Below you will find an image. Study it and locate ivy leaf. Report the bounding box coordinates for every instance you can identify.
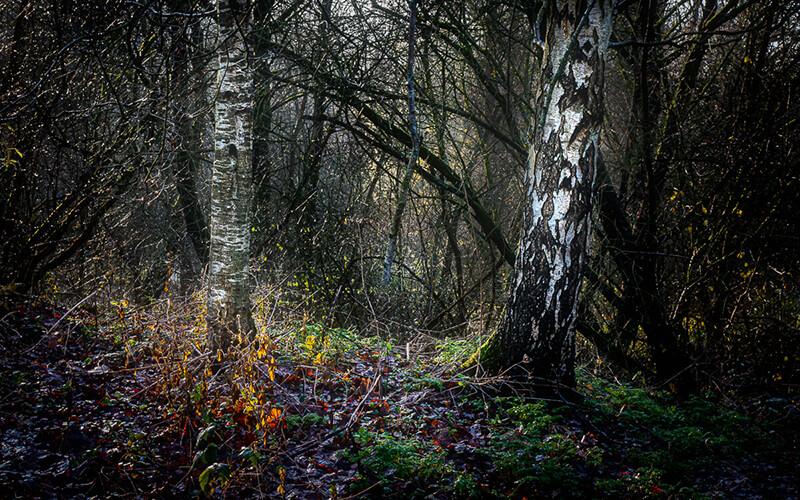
[196,424,218,447]
[199,463,231,497]
[203,443,219,465]
[235,446,260,466]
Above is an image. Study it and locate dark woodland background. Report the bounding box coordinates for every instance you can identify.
[1,0,799,497]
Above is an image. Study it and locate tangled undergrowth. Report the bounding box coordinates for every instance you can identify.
[0,293,798,498]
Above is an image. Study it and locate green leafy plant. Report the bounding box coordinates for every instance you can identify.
[485,399,603,497]
[342,428,452,494]
[286,412,326,431]
[199,462,232,497]
[581,373,765,495]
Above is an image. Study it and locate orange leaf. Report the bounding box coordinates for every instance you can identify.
[265,408,282,428]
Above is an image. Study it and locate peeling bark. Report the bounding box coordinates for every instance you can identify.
[486,0,613,392]
[207,0,256,353]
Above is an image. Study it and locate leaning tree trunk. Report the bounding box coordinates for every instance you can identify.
[484,0,613,392]
[207,0,256,354]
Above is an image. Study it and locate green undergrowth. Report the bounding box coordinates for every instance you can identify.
[332,337,788,498]
[580,374,775,498]
[1,298,794,498]
[341,429,453,496]
[483,399,603,497]
[338,376,781,497]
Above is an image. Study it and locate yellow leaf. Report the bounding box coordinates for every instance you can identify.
[278,467,287,496]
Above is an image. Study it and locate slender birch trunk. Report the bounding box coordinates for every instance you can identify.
[207,0,256,354]
[485,0,614,392]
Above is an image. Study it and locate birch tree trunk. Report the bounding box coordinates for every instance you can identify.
[207,0,256,354]
[484,0,613,392]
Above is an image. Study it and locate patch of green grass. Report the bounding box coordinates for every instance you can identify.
[280,322,386,365]
[434,336,482,365]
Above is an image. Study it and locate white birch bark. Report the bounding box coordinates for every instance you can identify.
[207,0,255,353]
[489,0,614,391]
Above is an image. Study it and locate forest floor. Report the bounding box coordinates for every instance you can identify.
[0,296,798,499]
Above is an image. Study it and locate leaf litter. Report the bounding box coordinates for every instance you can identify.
[0,297,798,498]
